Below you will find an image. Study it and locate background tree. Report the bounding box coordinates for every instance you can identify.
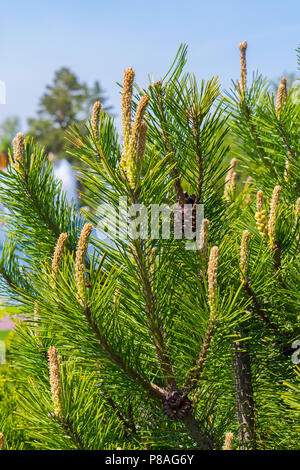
[28,67,112,159]
[0,43,298,451]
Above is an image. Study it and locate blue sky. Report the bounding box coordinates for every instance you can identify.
[1,0,299,132]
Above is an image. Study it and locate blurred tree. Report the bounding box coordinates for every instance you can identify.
[0,117,21,168]
[28,68,112,158]
[270,72,297,94]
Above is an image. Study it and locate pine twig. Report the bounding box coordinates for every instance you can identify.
[243,280,278,332]
[103,392,137,435]
[52,414,86,450]
[242,102,273,172]
[21,173,77,254]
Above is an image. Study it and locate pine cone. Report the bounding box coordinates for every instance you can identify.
[162,390,192,419]
[173,192,198,236]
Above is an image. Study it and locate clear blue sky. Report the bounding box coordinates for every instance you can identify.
[1,0,299,132]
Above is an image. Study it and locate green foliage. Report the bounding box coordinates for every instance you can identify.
[0,44,299,450]
[0,330,35,450]
[283,366,300,425]
[226,73,299,200]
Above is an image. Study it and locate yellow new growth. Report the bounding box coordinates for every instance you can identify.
[126,95,149,186]
[120,67,149,188]
[268,185,281,249]
[13,132,25,172]
[121,67,135,172]
[276,77,287,117]
[255,190,268,238]
[208,246,219,318]
[238,41,247,94]
[75,223,93,306]
[222,432,234,450]
[51,233,68,287]
[91,101,101,141]
[240,230,251,282]
[48,346,63,418]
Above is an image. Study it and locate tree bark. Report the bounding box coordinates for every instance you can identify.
[233,339,256,450]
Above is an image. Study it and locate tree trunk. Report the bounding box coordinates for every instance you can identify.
[233,339,256,449]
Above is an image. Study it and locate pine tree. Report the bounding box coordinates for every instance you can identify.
[28,68,111,160]
[0,42,299,450]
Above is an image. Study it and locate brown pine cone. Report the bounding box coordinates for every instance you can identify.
[162,390,192,419]
[173,192,198,236]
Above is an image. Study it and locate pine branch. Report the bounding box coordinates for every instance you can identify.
[132,240,177,390]
[0,264,17,291]
[52,414,86,450]
[103,392,137,435]
[151,84,185,205]
[185,319,215,392]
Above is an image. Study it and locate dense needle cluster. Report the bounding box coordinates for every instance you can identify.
[222,432,234,450]
[240,230,251,282]
[91,101,101,142]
